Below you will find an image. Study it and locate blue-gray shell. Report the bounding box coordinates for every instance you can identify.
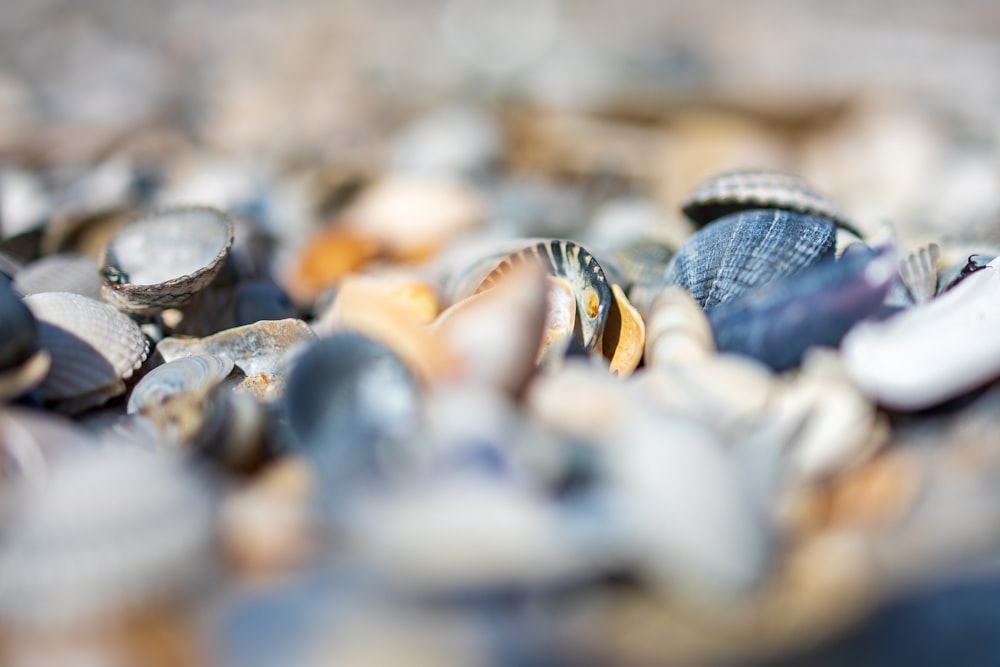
[663,209,837,309]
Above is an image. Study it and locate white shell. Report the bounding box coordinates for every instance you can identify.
[127,354,235,414]
[644,285,715,367]
[898,243,939,304]
[24,292,149,411]
[842,257,1000,409]
[0,448,214,629]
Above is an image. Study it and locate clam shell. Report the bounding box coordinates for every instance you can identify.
[157,318,314,401]
[601,284,645,378]
[663,208,837,309]
[707,246,898,371]
[898,243,940,304]
[100,206,234,315]
[12,253,104,300]
[127,354,235,414]
[25,292,149,412]
[842,256,1000,410]
[681,169,858,235]
[0,448,214,630]
[476,239,611,352]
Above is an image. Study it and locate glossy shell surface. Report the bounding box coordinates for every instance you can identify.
[25,292,149,410]
[476,239,611,351]
[127,354,235,414]
[100,206,234,314]
[663,209,837,309]
[681,169,857,233]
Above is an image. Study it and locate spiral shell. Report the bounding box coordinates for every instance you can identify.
[100,206,234,315]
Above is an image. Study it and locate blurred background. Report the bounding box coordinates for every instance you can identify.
[2,0,999,239]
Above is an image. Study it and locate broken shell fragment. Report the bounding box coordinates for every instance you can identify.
[157,318,314,401]
[100,206,234,315]
[898,242,940,304]
[601,284,645,377]
[25,292,149,413]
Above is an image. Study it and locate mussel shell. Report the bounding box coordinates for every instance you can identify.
[681,169,858,234]
[707,248,898,371]
[25,292,149,410]
[0,275,38,371]
[663,208,837,309]
[12,253,103,301]
[100,206,234,315]
[476,239,612,352]
[127,354,235,414]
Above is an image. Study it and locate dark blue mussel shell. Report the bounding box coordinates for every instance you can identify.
[707,246,897,371]
[663,208,837,309]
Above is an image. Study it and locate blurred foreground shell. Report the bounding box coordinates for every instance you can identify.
[0,448,214,631]
[100,206,234,315]
[25,292,149,413]
[681,169,857,234]
[664,209,837,309]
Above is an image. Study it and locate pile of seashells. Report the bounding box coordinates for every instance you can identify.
[4,153,1000,667]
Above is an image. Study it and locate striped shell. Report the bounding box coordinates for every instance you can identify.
[13,253,103,301]
[663,209,837,309]
[0,448,214,630]
[25,292,149,412]
[476,240,611,352]
[681,169,858,235]
[127,354,235,414]
[100,206,234,315]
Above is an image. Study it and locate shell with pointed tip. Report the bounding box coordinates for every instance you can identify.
[127,354,235,414]
[476,239,611,352]
[898,243,940,304]
[707,247,898,371]
[663,209,837,309]
[842,256,1000,410]
[0,447,214,630]
[25,292,149,412]
[13,253,103,301]
[681,169,858,234]
[100,206,234,315]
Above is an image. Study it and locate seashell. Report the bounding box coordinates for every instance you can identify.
[600,284,645,378]
[0,275,38,372]
[12,253,103,301]
[644,285,715,367]
[280,334,419,499]
[842,256,1000,410]
[0,407,96,487]
[344,177,483,261]
[127,354,235,414]
[283,226,381,305]
[432,263,547,393]
[476,239,611,352]
[100,206,234,315]
[25,292,149,413]
[157,318,314,402]
[898,243,940,304]
[707,246,898,371]
[939,253,993,294]
[537,275,576,366]
[681,168,859,235]
[0,447,215,630]
[609,237,675,316]
[663,208,837,309]
[314,276,451,383]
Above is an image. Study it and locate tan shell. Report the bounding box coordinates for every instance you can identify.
[644,285,715,367]
[601,284,645,378]
[100,206,234,315]
[25,292,149,413]
[157,319,315,401]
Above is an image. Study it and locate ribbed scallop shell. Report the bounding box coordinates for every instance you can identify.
[127,354,235,414]
[681,169,858,234]
[663,209,837,309]
[13,253,103,301]
[100,206,234,315]
[0,447,214,630]
[898,243,939,304]
[476,240,612,352]
[25,292,149,410]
